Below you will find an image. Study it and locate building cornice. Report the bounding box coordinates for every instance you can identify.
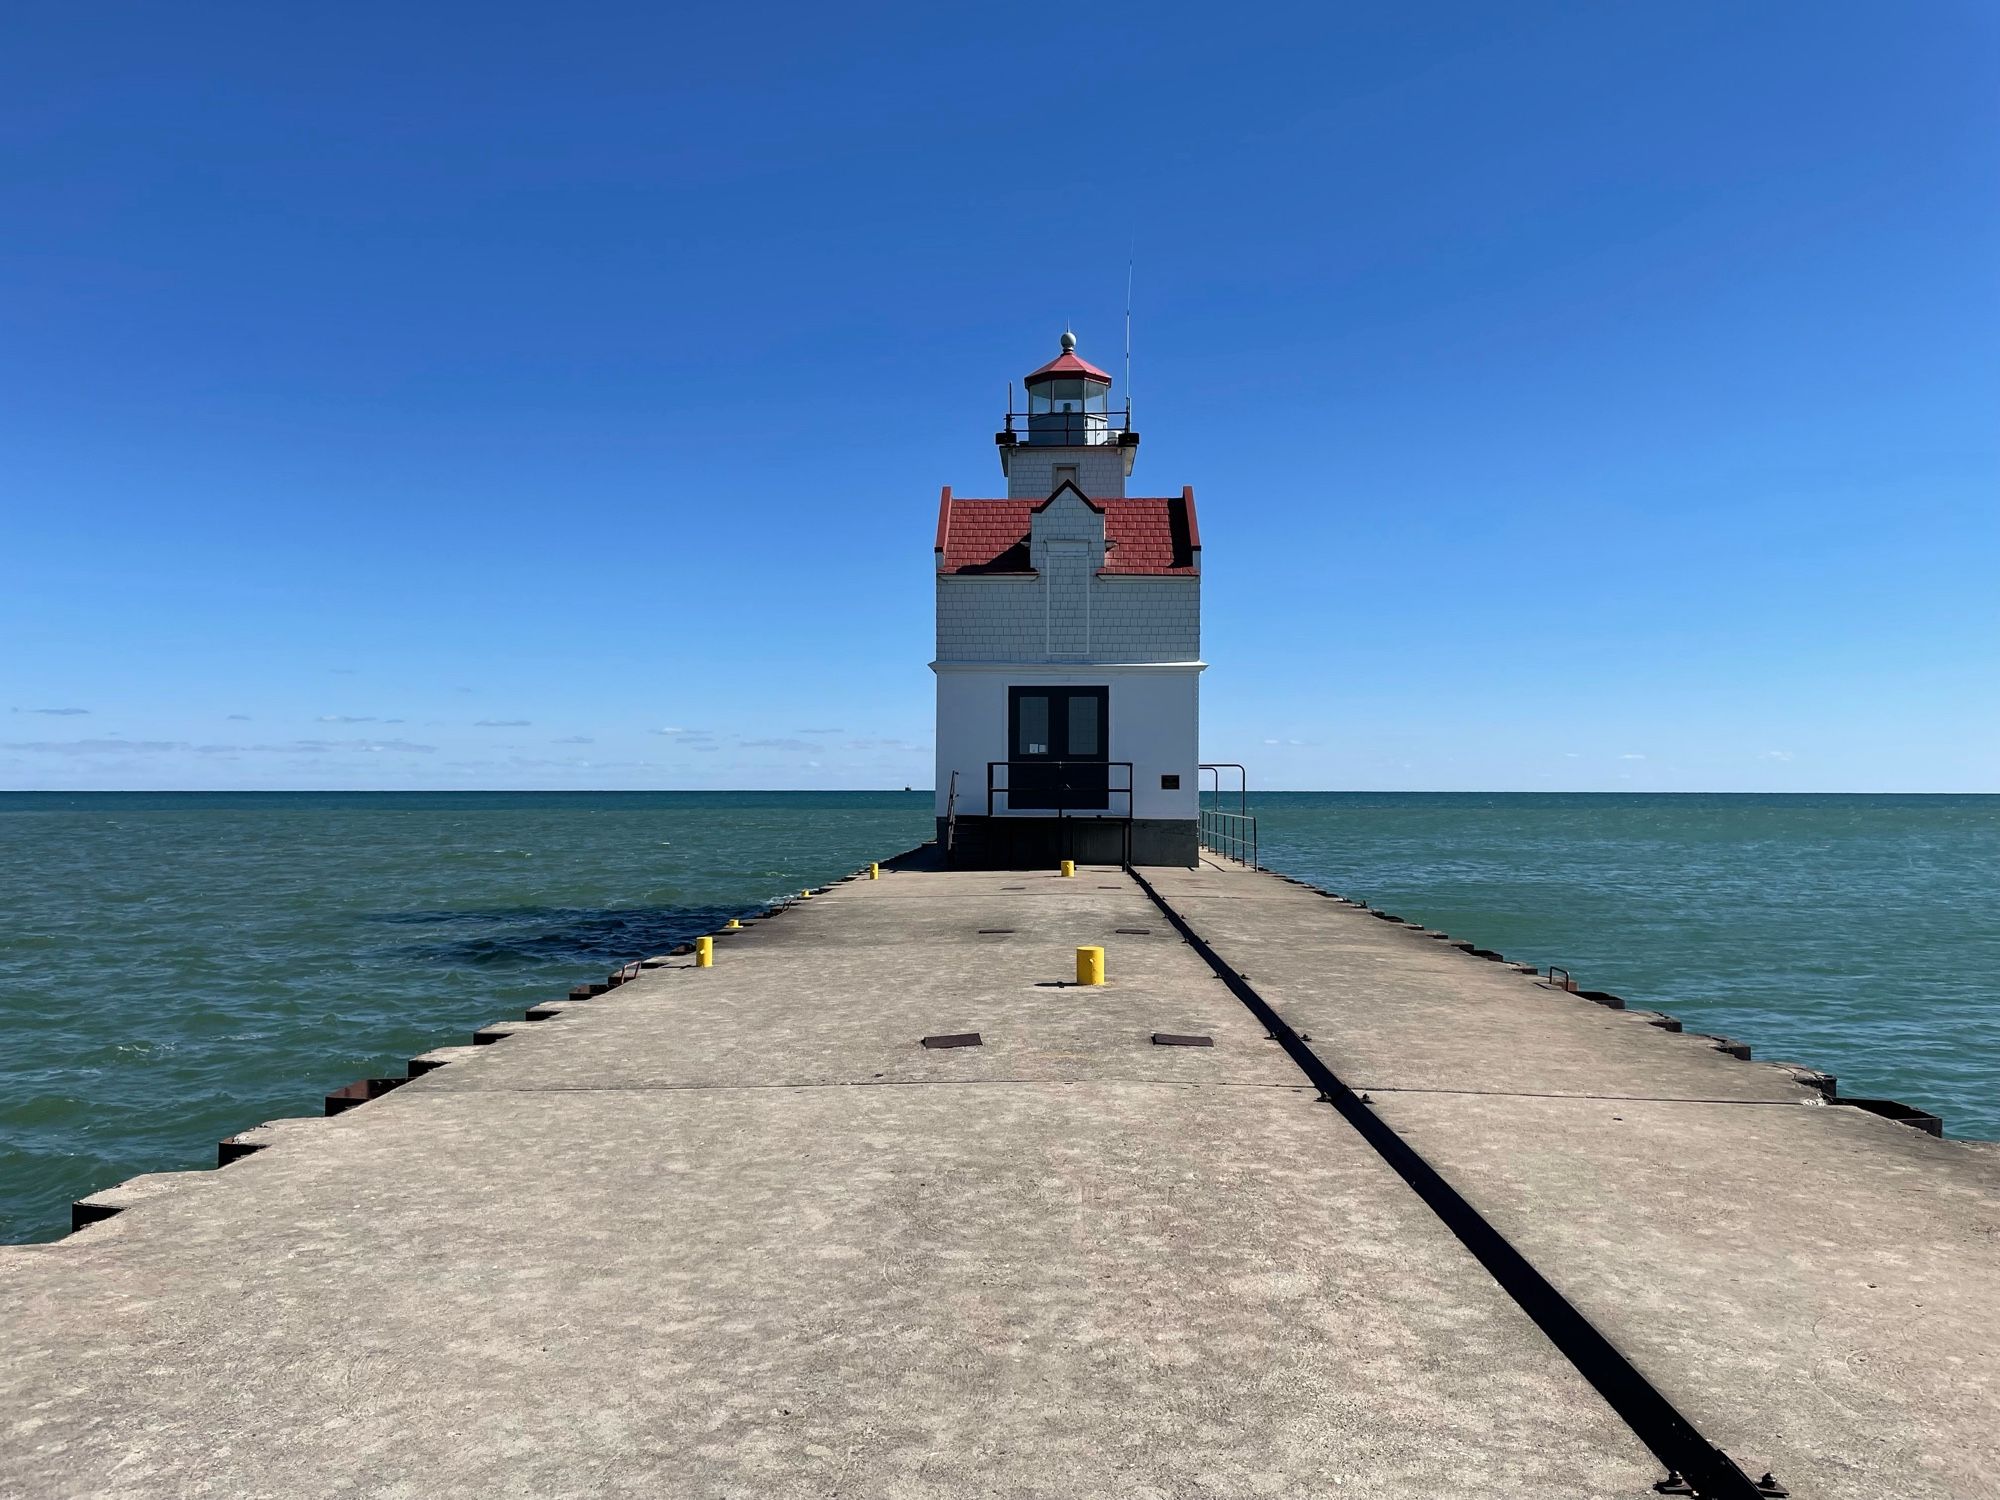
[930,660,1206,674]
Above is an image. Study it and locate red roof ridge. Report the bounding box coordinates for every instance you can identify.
[936,502,1184,516]
[934,485,952,555]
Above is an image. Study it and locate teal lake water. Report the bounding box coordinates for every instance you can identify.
[2,790,1995,1242]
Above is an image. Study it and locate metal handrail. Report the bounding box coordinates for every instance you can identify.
[987,760,1134,818]
[999,402,1135,440]
[1198,764,1255,866]
[1199,808,1258,869]
[1199,763,1249,817]
[944,770,959,859]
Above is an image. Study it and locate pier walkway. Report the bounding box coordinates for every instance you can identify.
[4,859,1997,1498]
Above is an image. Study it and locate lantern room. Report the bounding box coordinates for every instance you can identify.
[1024,331,1114,446]
[997,332,1141,496]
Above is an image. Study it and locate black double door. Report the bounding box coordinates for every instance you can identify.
[1007,686,1109,811]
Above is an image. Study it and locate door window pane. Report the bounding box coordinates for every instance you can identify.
[1016,695,1049,756]
[1067,694,1100,757]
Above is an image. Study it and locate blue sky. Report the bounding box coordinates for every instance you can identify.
[3,2,1994,792]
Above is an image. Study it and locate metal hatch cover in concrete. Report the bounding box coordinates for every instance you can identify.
[2,863,1996,1497]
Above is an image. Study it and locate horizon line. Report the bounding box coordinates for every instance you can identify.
[2,787,1994,798]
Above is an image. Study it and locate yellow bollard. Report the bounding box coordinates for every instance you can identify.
[724,918,741,930]
[695,936,713,968]
[869,862,880,880]
[1060,859,1075,878]
[1076,945,1105,986]
[800,889,812,900]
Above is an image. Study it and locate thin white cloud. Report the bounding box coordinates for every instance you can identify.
[1619,753,1647,761]
[238,738,437,755]
[3,738,181,754]
[1,736,437,756]
[283,738,437,755]
[1763,749,1795,762]
[318,714,378,724]
[474,719,531,727]
[552,735,595,745]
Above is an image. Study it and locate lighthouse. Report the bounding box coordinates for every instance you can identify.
[933,332,1202,867]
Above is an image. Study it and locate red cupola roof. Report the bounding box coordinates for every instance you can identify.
[1024,331,1112,386]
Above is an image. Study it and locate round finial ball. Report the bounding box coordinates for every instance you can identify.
[1060,330,1076,352]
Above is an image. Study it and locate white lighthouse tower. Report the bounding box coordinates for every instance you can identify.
[932,332,1202,867]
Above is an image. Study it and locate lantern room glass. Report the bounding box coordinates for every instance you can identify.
[1025,378,1111,445]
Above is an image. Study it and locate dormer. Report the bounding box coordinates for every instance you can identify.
[1028,480,1109,574]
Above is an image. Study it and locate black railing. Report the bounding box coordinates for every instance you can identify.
[996,404,1137,447]
[986,760,1134,818]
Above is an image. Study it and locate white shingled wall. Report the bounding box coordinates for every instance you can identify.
[1003,443,1130,499]
[936,575,1198,663]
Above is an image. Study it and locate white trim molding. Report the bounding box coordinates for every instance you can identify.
[932,660,1206,674]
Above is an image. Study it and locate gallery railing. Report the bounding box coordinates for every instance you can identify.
[996,403,1137,447]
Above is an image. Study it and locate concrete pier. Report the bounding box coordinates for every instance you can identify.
[4,858,1997,1497]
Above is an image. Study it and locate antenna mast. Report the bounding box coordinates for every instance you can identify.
[1124,257,1134,424]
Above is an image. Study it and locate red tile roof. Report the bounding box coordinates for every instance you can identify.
[936,487,1200,576]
